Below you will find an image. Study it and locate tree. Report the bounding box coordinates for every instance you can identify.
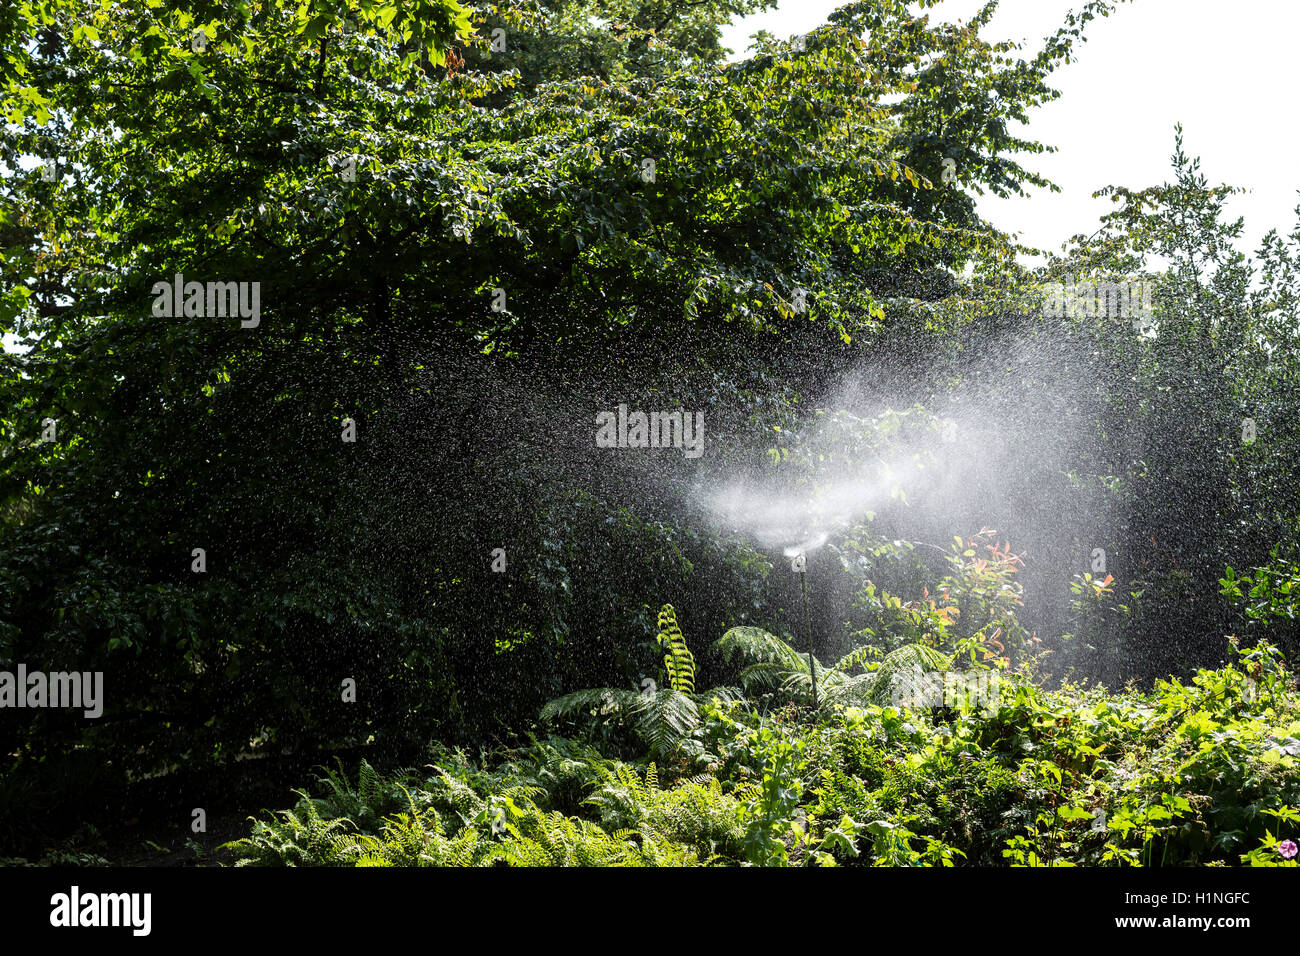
[0,0,1132,841]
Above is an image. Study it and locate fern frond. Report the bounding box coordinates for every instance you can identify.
[867,643,954,706]
[656,604,696,695]
[636,688,699,757]
[714,626,806,669]
[698,685,745,704]
[736,661,802,691]
[540,687,644,723]
[833,644,880,674]
[358,759,380,804]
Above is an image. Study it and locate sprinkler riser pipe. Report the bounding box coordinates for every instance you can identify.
[800,570,817,708]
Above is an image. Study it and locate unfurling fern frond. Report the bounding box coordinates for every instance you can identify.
[656,604,695,695]
[538,604,707,761]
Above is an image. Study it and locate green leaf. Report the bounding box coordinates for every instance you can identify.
[303,14,332,41]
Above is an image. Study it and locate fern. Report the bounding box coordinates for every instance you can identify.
[716,625,807,668]
[223,789,362,866]
[867,644,954,706]
[713,625,953,712]
[585,761,746,863]
[541,687,645,724]
[490,803,686,867]
[657,604,696,695]
[516,737,608,814]
[229,749,718,867]
[311,757,401,832]
[540,605,709,758]
[586,762,659,829]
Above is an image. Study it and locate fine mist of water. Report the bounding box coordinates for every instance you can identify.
[376,312,1133,656]
[686,315,1124,640]
[699,463,910,552]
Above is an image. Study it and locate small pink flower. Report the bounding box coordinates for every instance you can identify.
[1278,839,1298,860]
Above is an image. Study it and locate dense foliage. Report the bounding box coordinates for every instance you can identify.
[224,637,1300,866]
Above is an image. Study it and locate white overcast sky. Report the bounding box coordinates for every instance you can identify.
[722,0,1300,263]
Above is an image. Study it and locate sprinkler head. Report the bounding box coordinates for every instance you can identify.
[782,531,828,559]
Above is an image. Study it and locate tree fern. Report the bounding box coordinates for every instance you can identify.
[713,624,953,711]
[541,684,699,759]
[636,688,699,756]
[716,625,807,668]
[540,687,644,725]
[715,626,811,694]
[833,644,880,674]
[541,604,709,759]
[867,644,953,706]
